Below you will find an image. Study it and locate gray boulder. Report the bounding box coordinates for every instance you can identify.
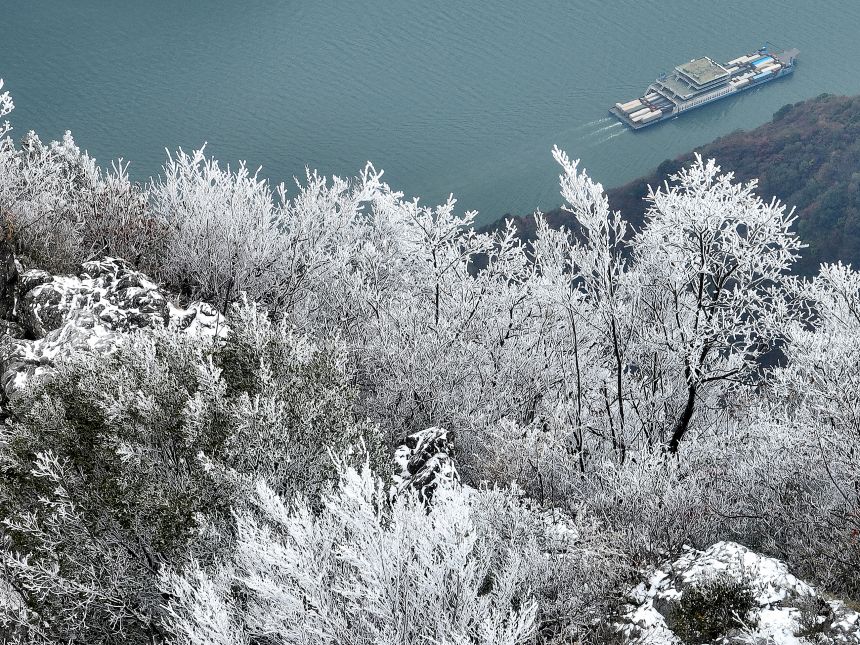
[18,257,170,338]
[1,257,226,398]
[393,426,459,503]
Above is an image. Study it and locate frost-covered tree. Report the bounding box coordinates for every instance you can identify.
[0,129,156,274]
[0,94,849,639]
[631,155,802,453]
[149,148,292,310]
[740,262,860,593]
[467,151,801,523]
[526,148,639,468]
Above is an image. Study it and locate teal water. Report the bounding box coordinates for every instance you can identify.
[4,1,858,224]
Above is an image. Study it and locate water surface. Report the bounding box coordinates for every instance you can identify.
[4,1,857,223]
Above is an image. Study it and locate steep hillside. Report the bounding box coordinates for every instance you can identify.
[492,94,860,276]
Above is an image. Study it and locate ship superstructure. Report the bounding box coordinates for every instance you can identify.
[610,45,799,129]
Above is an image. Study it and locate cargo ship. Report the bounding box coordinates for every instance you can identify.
[610,45,799,129]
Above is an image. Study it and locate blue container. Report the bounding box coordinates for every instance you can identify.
[750,56,773,66]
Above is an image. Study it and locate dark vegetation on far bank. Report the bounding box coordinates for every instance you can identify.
[487,93,860,276]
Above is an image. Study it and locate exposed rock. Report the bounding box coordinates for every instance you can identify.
[17,268,52,298]
[617,541,860,644]
[1,257,227,398]
[18,257,170,338]
[393,426,459,503]
[167,301,225,336]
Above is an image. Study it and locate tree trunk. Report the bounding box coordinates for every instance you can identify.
[668,383,696,454]
[0,235,17,321]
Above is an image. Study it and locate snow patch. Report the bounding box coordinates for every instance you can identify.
[616,541,860,644]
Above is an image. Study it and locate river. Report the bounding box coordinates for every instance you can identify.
[4,0,857,224]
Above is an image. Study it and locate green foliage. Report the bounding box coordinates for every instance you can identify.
[0,300,381,644]
[215,298,386,501]
[667,575,757,644]
[0,329,226,643]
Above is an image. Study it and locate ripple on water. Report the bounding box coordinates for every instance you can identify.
[2,0,859,221]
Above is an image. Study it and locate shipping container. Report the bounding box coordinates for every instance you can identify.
[752,56,774,67]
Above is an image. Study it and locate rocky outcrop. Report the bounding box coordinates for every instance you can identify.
[393,426,460,503]
[618,541,860,644]
[0,257,225,398]
[17,257,172,337]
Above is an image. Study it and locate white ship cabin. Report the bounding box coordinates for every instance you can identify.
[655,57,731,101]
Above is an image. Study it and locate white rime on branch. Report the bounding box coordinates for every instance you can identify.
[0,78,13,140]
[0,78,858,642]
[161,460,538,645]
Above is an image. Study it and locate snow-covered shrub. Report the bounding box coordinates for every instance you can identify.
[0,327,228,643]
[577,449,727,563]
[149,148,290,309]
[215,297,385,502]
[707,263,860,596]
[472,417,584,509]
[161,460,538,645]
[470,487,632,643]
[792,594,837,639]
[0,130,157,274]
[0,299,377,643]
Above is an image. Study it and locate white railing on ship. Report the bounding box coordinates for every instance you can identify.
[679,86,736,111]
